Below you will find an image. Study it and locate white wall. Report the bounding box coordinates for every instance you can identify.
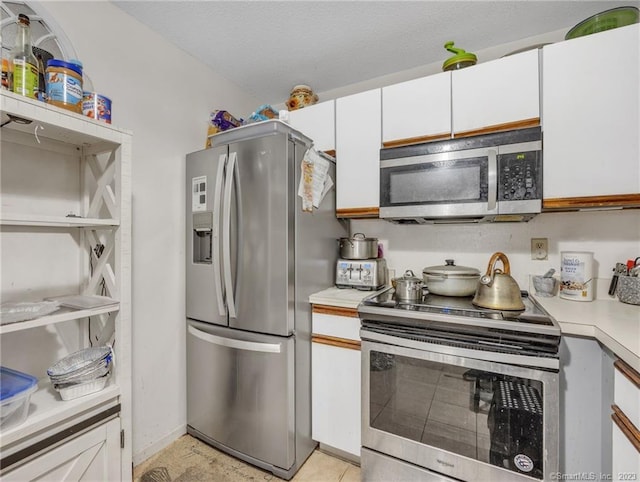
[35,1,260,464]
[353,209,640,299]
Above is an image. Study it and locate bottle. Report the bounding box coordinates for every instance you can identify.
[9,14,39,99]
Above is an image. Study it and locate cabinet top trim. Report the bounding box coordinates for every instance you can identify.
[615,358,640,389]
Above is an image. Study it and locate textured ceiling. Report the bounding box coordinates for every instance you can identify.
[111,1,637,104]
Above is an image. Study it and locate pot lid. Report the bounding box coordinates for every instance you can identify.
[423,259,480,278]
[341,232,378,242]
[442,41,477,71]
[397,269,422,282]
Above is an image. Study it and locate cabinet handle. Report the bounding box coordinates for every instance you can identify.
[487,149,497,212]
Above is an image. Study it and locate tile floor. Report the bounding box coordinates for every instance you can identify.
[134,435,360,482]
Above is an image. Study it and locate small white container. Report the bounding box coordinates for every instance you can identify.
[560,251,594,301]
[55,375,109,401]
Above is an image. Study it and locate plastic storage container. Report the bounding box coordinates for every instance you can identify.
[1,366,38,429]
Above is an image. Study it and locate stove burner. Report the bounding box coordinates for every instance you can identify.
[363,288,555,326]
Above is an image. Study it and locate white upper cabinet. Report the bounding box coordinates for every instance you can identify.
[288,100,335,153]
[335,88,381,217]
[382,72,452,147]
[452,49,540,136]
[542,24,640,206]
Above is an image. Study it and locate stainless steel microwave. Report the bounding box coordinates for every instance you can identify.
[379,127,542,223]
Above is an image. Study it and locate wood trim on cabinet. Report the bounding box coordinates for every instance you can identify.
[543,194,640,211]
[336,207,379,219]
[614,359,640,389]
[312,304,359,318]
[612,404,640,452]
[312,334,361,351]
[453,118,540,139]
[382,132,452,149]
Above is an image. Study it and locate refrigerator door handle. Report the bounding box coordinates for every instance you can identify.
[223,151,238,319]
[213,154,227,317]
[188,324,282,353]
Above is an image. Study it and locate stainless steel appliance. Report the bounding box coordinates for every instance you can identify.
[379,127,542,223]
[335,257,387,290]
[186,120,347,480]
[358,288,560,481]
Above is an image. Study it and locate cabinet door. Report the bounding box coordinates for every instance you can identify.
[611,418,640,480]
[312,341,361,456]
[288,100,335,153]
[335,88,381,217]
[3,418,121,481]
[452,49,540,136]
[542,25,640,202]
[382,72,451,147]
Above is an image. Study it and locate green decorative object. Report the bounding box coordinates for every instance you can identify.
[566,6,639,40]
[442,41,477,72]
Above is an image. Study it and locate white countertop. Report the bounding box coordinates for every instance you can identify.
[309,286,386,309]
[309,286,640,372]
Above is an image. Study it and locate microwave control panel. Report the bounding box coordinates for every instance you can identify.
[498,150,542,201]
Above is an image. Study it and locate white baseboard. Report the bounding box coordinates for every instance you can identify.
[133,424,186,466]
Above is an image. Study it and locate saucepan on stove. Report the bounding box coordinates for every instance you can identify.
[422,259,480,297]
[338,233,378,259]
[393,270,424,302]
[472,252,525,310]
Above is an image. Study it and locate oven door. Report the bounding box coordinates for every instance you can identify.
[379,147,498,220]
[361,337,558,482]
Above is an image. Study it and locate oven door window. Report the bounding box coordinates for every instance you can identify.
[380,157,488,207]
[369,351,544,479]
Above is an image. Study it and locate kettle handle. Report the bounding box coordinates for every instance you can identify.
[484,252,511,276]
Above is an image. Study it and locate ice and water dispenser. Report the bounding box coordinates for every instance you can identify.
[192,211,213,264]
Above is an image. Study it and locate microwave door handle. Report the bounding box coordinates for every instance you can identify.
[487,149,497,212]
[213,154,227,317]
[223,151,238,319]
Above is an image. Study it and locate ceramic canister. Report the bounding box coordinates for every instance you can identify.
[560,251,594,301]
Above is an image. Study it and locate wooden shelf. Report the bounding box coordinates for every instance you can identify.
[1,213,119,228]
[1,304,120,334]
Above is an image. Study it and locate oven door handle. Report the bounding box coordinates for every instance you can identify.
[487,149,497,212]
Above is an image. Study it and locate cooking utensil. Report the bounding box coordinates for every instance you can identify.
[422,259,480,297]
[394,270,424,302]
[472,252,525,310]
[565,6,639,40]
[338,233,378,260]
[609,262,628,296]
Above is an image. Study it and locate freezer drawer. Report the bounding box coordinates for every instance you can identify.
[186,320,295,471]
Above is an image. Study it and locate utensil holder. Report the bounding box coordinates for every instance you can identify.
[617,276,640,305]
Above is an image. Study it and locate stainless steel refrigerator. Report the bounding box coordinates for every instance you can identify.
[186,120,346,480]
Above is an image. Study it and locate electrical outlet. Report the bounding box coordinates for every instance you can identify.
[531,238,548,260]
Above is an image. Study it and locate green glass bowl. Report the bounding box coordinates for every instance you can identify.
[565,6,639,40]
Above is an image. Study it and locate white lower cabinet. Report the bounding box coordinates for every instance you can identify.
[612,359,640,480]
[311,306,361,458]
[612,422,640,481]
[3,418,121,481]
